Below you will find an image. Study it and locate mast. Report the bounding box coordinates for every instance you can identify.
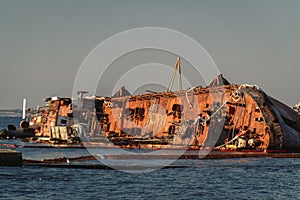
[166,57,182,92]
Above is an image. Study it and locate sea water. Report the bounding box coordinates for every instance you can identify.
[0,157,299,199]
[0,116,22,130]
[0,117,299,199]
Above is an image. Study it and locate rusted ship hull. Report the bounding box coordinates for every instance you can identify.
[19,74,300,152]
[80,83,299,151]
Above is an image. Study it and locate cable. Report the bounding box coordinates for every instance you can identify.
[185,87,196,109]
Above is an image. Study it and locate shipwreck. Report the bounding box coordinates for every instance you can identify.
[10,58,300,151]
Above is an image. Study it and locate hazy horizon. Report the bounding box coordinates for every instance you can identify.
[1,0,300,109]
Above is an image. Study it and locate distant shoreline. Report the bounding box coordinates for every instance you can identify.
[0,109,22,117]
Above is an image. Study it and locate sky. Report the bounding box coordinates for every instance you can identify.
[0,0,300,109]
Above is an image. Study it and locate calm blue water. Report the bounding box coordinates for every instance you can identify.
[0,116,22,130]
[0,118,299,199]
[0,158,299,199]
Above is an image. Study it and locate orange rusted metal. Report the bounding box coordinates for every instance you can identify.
[26,74,300,151]
[29,97,73,139]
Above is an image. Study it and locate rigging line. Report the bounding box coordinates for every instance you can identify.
[203,94,232,124]
[215,130,249,149]
[199,87,242,125]
[178,57,182,90]
[185,87,196,109]
[167,57,181,92]
[231,94,245,143]
[215,135,239,149]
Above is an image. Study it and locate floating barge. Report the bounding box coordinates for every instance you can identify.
[5,58,300,154]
